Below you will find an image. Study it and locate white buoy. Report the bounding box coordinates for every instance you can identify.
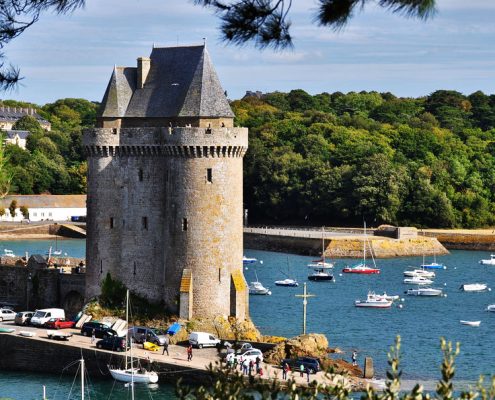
[260,260,263,264]
[443,266,447,270]
[454,267,456,270]
[401,298,405,302]
[339,273,343,277]
[398,304,403,309]
[245,267,248,270]
[444,283,447,286]
[489,288,492,292]
[444,294,448,298]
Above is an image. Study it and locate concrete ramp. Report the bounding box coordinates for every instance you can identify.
[58,224,86,238]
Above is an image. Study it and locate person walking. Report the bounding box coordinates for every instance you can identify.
[91,328,96,344]
[248,360,253,376]
[352,350,357,366]
[255,356,261,374]
[162,336,169,356]
[282,362,289,380]
[187,344,193,361]
[242,359,248,375]
[299,363,305,378]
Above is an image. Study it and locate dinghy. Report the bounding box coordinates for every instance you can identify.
[460,320,481,327]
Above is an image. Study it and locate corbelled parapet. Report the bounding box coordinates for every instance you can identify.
[83,127,248,157]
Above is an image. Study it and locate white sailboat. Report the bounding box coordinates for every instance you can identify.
[109,290,158,384]
[249,270,272,295]
[275,257,299,287]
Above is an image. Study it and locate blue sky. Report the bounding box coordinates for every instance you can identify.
[2,0,495,105]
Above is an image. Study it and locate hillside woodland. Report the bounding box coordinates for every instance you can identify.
[2,89,495,228]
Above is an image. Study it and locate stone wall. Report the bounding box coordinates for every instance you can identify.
[84,126,249,319]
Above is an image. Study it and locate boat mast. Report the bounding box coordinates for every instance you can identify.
[322,227,325,265]
[363,222,366,266]
[81,357,85,400]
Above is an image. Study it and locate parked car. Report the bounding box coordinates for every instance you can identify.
[128,326,168,345]
[0,308,16,322]
[96,336,129,352]
[188,331,221,349]
[30,308,65,327]
[225,348,263,364]
[15,311,34,326]
[281,357,321,374]
[81,322,116,338]
[44,317,75,329]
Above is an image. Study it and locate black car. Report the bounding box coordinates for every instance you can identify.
[281,357,321,374]
[81,322,117,338]
[96,336,129,352]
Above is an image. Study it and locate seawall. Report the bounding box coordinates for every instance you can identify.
[0,334,212,385]
[244,231,448,258]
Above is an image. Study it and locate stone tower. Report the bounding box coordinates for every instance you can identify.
[83,45,248,320]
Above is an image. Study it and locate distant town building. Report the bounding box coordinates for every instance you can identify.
[0,195,86,222]
[3,130,30,149]
[243,90,264,99]
[0,106,51,131]
[84,44,249,321]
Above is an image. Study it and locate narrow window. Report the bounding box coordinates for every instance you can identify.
[110,217,114,229]
[138,169,143,182]
[206,168,212,183]
[122,219,125,228]
[182,218,188,231]
[142,217,148,230]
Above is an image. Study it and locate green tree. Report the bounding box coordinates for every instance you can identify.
[0,134,13,197]
[8,199,17,220]
[12,115,44,135]
[19,205,29,219]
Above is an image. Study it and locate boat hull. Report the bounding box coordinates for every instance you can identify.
[421,263,445,270]
[355,301,392,308]
[274,281,299,287]
[460,284,487,292]
[109,368,159,383]
[406,289,442,296]
[308,275,334,281]
[343,268,380,274]
[460,320,481,327]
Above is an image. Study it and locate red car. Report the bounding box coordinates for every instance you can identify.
[45,317,75,329]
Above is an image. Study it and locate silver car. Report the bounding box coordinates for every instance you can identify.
[0,308,17,322]
[15,311,34,325]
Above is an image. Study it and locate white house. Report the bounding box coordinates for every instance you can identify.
[0,195,86,222]
[4,130,30,149]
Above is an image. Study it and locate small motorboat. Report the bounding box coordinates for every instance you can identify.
[274,278,299,287]
[243,256,257,265]
[460,283,488,292]
[249,281,272,295]
[460,320,481,327]
[307,260,334,268]
[403,269,435,278]
[342,263,380,274]
[355,292,393,308]
[403,276,434,285]
[372,292,400,301]
[486,304,495,312]
[0,328,15,333]
[3,249,15,258]
[479,254,495,265]
[405,287,443,296]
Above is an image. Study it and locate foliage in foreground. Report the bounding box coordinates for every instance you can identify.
[176,336,495,400]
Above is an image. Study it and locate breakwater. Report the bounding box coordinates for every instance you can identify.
[244,227,448,258]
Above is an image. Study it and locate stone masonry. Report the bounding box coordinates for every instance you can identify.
[83,44,249,320]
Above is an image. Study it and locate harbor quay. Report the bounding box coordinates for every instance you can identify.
[0,323,371,391]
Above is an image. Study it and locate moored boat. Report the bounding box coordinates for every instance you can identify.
[403,269,435,278]
[460,320,481,327]
[372,292,400,301]
[243,256,257,265]
[405,287,443,296]
[274,278,299,287]
[19,330,35,337]
[355,292,393,308]
[3,249,15,258]
[486,304,495,312]
[460,283,488,292]
[479,254,495,265]
[308,265,334,281]
[403,276,434,285]
[0,328,15,333]
[343,263,380,274]
[249,280,272,295]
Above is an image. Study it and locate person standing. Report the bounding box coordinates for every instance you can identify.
[248,360,253,376]
[187,344,193,361]
[255,356,261,374]
[306,366,310,383]
[300,363,305,378]
[91,328,96,344]
[282,362,289,380]
[162,336,169,356]
[352,350,357,366]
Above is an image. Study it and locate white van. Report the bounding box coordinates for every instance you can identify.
[30,308,65,327]
[188,331,221,349]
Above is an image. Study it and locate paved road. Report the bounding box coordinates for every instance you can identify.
[0,321,369,390]
[244,227,367,239]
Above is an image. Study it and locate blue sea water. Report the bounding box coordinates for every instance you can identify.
[1,240,495,398]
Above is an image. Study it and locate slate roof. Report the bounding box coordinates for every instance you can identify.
[99,45,234,119]
[5,130,30,140]
[0,107,50,125]
[0,195,86,209]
